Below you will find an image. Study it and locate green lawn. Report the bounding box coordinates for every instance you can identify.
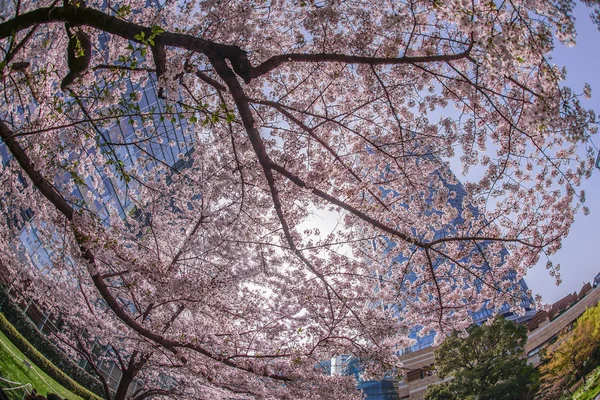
[0,329,82,400]
[572,366,600,400]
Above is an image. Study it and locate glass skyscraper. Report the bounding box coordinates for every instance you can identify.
[0,61,196,394]
[325,170,533,400]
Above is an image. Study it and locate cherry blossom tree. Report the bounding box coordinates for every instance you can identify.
[0,0,598,398]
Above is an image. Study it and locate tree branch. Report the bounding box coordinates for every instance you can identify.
[250,41,474,79]
[0,119,292,383]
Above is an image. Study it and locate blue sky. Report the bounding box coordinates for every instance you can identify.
[524,4,600,304]
[306,5,600,306]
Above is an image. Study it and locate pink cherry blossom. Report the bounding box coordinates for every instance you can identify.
[0,1,598,399]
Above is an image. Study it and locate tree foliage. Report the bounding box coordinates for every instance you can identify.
[0,0,598,398]
[425,317,539,400]
[539,303,600,400]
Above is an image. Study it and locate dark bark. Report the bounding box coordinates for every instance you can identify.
[113,370,135,400]
[61,24,92,90]
[0,119,292,383]
[250,45,474,79]
[0,6,472,83]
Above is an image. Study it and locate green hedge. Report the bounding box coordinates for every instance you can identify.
[0,312,102,400]
[0,284,104,398]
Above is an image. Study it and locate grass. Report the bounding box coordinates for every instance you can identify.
[0,313,102,400]
[0,328,83,400]
[572,366,600,400]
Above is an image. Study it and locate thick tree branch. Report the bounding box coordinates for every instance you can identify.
[0,7,473,84]
[209,52,382,345]
[0,119,292,383]
[0,121,74,218]
[131,388,178,400]
[0,6,251,79]
[250,41,474,79]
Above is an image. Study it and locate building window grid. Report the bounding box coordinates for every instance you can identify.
[1,75,195,395]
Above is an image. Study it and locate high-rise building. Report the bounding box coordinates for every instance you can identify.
[324,170,534,400]
[0,7,535,400]
[0,61,195,394]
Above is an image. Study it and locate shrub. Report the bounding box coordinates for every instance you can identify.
[0,284,104,398]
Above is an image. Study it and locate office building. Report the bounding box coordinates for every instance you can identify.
[326,171,534,400]
[0,62,195,393]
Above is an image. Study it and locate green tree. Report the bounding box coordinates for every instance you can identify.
[424,317,539,400]
[539,303,600,400]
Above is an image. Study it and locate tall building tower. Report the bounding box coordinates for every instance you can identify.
[397,174,533,355]
[326,170,534,400]
[0,64,196,396]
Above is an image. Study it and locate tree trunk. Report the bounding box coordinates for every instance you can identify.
[113,371,134,400]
